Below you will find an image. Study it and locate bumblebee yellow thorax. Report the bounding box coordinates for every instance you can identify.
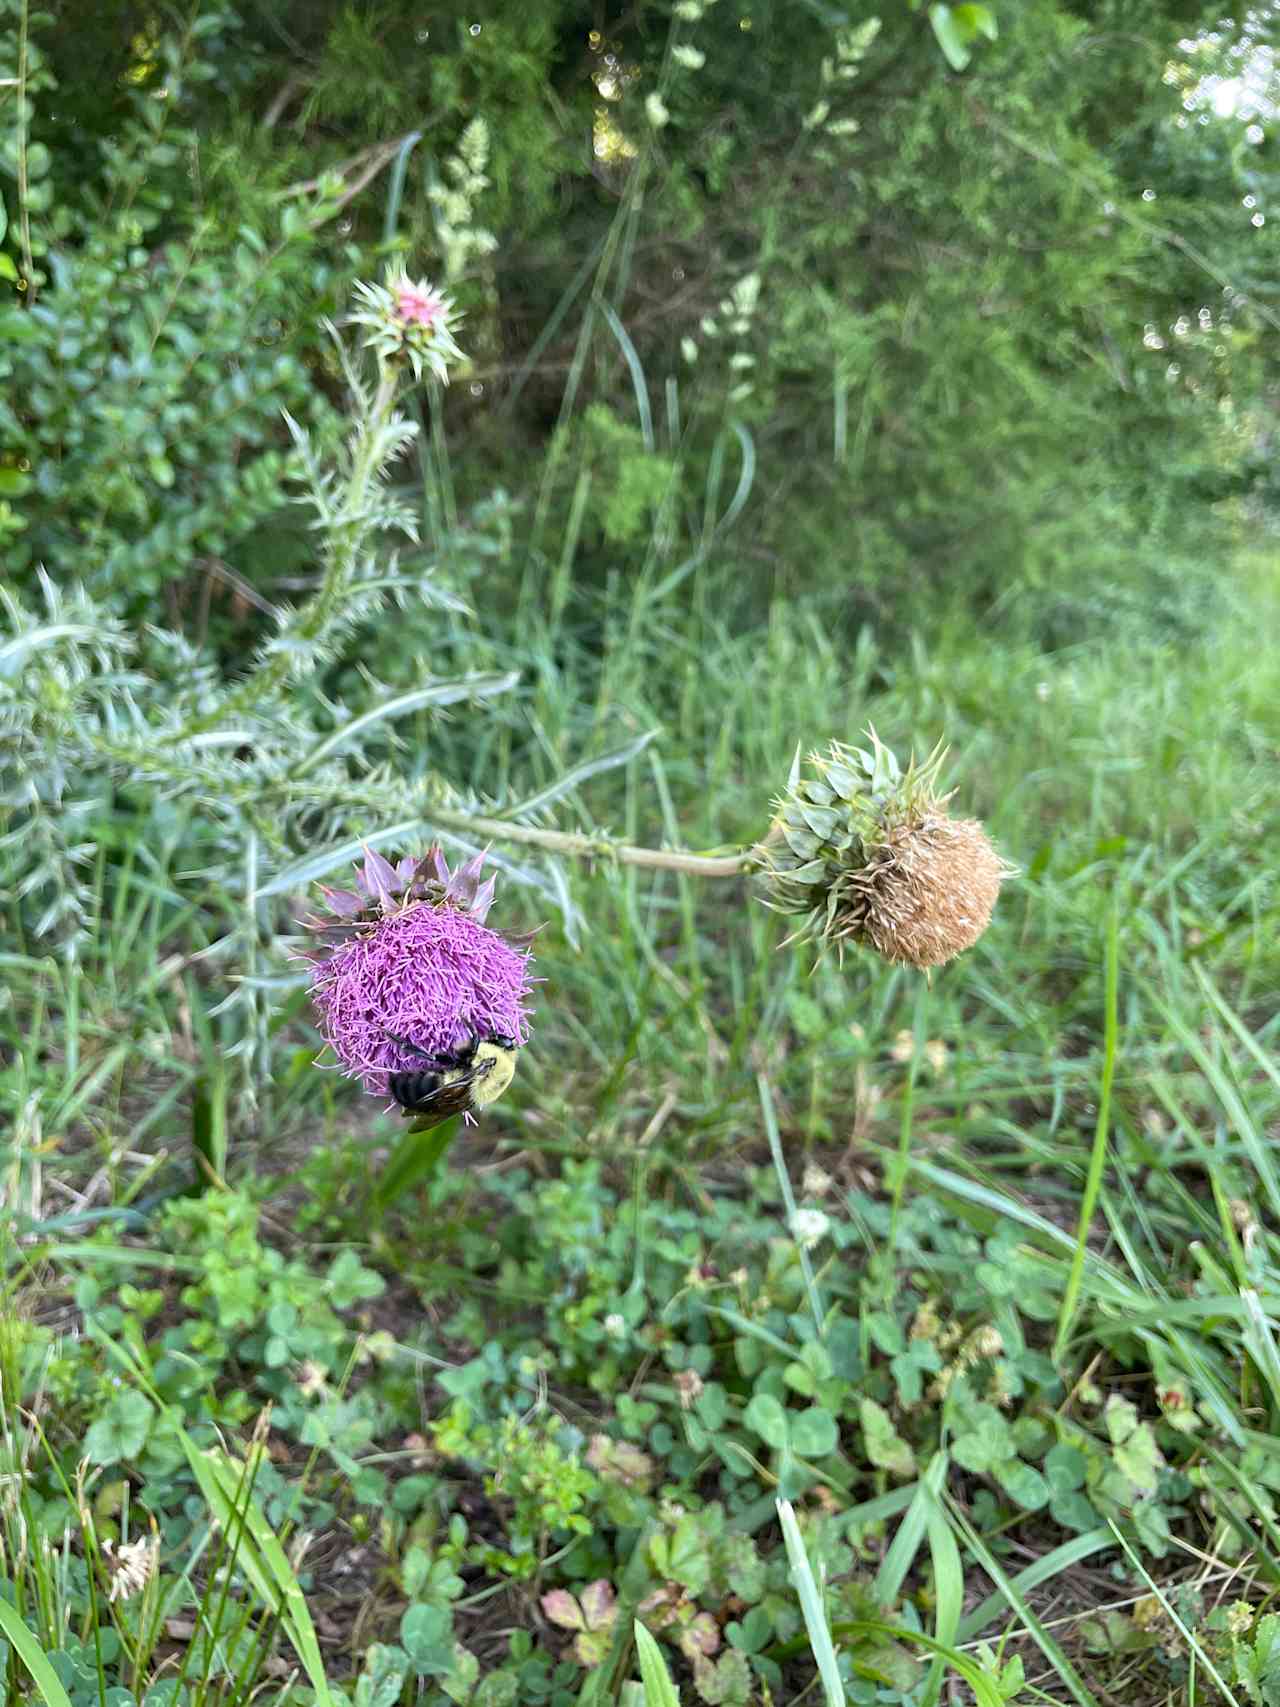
[471,1039,518,1108]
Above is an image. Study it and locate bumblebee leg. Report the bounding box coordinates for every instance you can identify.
[383,1030,458,1067]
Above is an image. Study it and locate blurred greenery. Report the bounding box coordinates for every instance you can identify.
[3,1,1280,1703]
[6,0,1277,634]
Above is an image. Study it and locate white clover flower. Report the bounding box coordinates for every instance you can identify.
[802,1164,834,1199]
[790,1208,831,1249]
[924,1038,950,1076]
[673,1369,704,1408]
[103,1536,157,1603]
[604,1312,627,1338]
[296,1360,330,1399]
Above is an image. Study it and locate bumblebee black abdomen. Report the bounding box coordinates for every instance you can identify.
[387,1069,443,1112]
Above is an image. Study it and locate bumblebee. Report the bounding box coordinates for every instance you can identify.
[383,1029,519,1127]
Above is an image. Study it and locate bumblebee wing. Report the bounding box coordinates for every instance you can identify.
[399,1068,483,1127]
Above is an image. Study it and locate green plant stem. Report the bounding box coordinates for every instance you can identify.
[423,803,751,879]
[184,364,400,737]
[758,1074,825,1338]
[886,982,927,1278]
[15,0,36,300]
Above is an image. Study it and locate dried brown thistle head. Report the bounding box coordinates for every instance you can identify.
[753,729,1013,969]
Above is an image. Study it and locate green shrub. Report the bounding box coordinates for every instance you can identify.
[0,1,349,616]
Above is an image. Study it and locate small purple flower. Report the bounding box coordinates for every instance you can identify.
[303,845,534,1100]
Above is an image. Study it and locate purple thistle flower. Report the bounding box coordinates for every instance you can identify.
[303,845,535,1101]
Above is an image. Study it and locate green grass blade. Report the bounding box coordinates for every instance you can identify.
[826,1621,1006,1706]
[922,1496,963,1707]
[1053,904,1119,1364]
[633,1620,681,1707]
[1203,1444,1280,1579]
[1153,990,1280,1224]
[1241,1287,1280,1415]
[905,1161,1082,1253]
[711,420,756,535]
[0,1598,74,1707]
[600,301,655,451]
[179,1441,334,1704]
[777,1498,845,1707]
[874,1459,938,1606]
[757,1073,824,1337]
[957,1528,1113,1640]
[381,130,423,244]
[946,1501,1101,1707]
[1194,962,1280,1093]
[82,1332,336,1703]
[499,232,608,418]
[1107,1521,1241,1705]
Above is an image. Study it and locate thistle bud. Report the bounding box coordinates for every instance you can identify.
[348,269,465,384]
[753,729,1012,968]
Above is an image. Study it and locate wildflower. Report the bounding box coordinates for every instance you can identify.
[295,1360,330,1399]
[968,1324,1004,1359]
[302,845,535,1107]
[801,1163,834,1198]
[394,279,446,328]
[790,1207,830,1248]
[349,269,465,384]
[1226,1602,1255,1637]
[102,1535,157,1603]
[673,1368,704,1409]
[754,729,1013,968]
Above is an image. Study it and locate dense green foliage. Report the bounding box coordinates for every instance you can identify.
[5,0,1278,632]
[3,0,1280,1703]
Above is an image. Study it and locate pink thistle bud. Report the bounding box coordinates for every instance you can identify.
[394,281,446,328]
[349,271,464,384]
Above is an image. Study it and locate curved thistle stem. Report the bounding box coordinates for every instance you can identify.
[423,805,753,879]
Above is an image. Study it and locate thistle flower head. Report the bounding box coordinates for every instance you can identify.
[349,269,465,383]
[754,729,1012,969]
[303,845,534,1099]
